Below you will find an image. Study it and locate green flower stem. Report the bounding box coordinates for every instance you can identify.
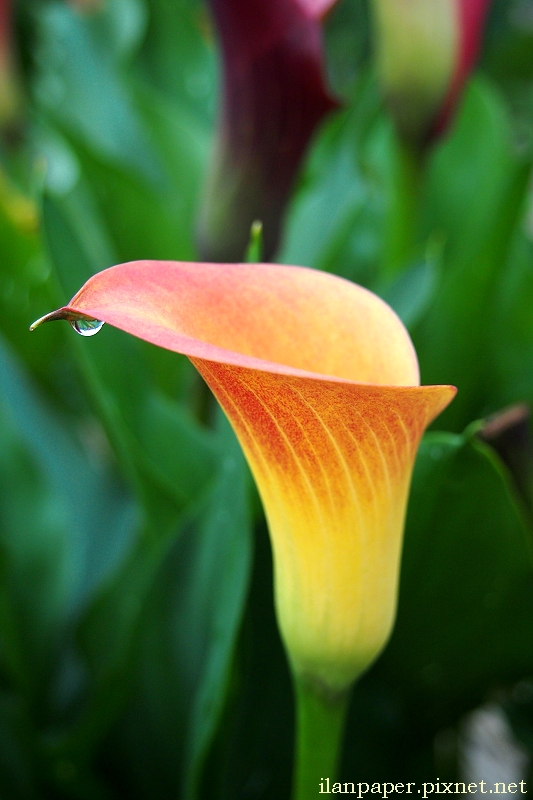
[383,133,424,281]
[292,676,350,800]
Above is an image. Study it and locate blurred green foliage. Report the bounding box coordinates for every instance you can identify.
[1,0,533,797]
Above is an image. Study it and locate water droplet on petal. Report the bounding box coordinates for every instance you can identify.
[70,317,105,337]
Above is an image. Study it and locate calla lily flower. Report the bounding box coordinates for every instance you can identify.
[0,0,23,141]
[373,0,492,144]
[197,0,339,263]
[32,261,455,694]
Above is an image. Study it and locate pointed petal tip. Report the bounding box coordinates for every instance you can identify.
[29,307,97,331]
[432,383,458,423]
[29,308,67,331]
[431,381,458,409]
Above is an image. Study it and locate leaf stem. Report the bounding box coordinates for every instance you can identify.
[292,676,350,800]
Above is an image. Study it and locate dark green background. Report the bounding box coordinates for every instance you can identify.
[1,0,533,796]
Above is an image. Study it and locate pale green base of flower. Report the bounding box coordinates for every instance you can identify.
[292,676,350,800]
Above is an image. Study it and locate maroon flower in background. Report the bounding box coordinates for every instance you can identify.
[0,0,23,143]
[0,0,12,72]
[197,0,339,263]
[433,0,492,137]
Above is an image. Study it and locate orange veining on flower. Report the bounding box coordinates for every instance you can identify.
[32,260,455,692]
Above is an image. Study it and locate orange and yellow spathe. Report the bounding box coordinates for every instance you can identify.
[32,261,455,693]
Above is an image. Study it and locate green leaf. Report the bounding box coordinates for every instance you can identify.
[380,249,441,330]
[138,0,216,124]
[412,78,532,430]
[0,693,39,800]
[97,413,253,800]
[0,328,139,796]
[34,0,162,185]
[482,0,533,156]
[198,519,295,800]
[489,234,533,409]
[280,110,367,277]
[41,190,218,523]
[0,333,137,630]
[0,188,57,386]
[180,413,253,799]
[389,432,533,707]
[136,392,219,507]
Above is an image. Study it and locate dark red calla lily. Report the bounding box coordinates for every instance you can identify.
[0,0,22,137]
[433,0,492,136]
[197,0,339,263]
